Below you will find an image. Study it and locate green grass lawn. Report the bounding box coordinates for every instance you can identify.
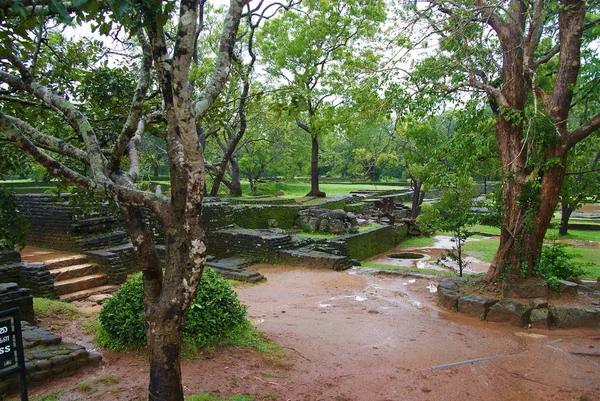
[397,235,438,249]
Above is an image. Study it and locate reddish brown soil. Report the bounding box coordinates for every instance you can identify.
[17,265,600,401]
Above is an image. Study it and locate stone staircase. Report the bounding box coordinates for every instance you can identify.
[72,215,130,251]
[44,254,118,302]
[205,256,265,282]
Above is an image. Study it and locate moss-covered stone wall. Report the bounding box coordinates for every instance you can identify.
[14,194,79,252]
[338,224,409,261]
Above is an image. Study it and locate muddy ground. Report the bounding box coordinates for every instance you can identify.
[18,264,600,401]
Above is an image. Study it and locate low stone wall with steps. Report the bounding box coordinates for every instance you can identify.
[0,251,56,300]
[276,249,354,271]
[87,243,138,285]
[0,322,102,397]
[208,228,294,259]
[40,254,117,303]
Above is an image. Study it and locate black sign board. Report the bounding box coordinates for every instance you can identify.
[0,308,28,400]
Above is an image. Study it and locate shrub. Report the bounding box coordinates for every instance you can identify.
[97,268,247,351]
[534,242,586,291]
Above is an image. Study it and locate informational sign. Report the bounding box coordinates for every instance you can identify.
[0,313,18,376]
[0,308,28,400]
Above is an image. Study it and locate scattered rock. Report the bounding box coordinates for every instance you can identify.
[296,208,358,235]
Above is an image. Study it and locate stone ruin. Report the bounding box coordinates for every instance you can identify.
[296,208,359,234]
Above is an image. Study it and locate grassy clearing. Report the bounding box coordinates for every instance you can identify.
[33,298,82,319]
[462,238,499,263]
[546,228,600,242]
[397,235,438,249]
[469,224,501,235]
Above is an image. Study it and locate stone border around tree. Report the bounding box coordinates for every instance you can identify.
[437,277,600,329]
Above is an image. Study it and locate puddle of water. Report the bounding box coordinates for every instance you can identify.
[354,295,367,301]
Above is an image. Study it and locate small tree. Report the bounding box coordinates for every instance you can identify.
[417,180,478,277]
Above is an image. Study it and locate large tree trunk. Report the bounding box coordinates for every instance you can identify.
[486,146,567,281]
[120,206,192,401]
[306,135,326,197]
[147,318,184,401]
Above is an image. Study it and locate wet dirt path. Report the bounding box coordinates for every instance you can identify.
[24,265,600,401]
[233,266,600,401]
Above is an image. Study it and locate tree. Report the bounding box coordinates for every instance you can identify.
[0,1,245,400]
[394,107,496,220]
[258,0,386,196]
[559,146,600,235]
[417,178,478,277]
[407,0,600,282]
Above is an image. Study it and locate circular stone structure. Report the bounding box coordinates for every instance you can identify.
[387,252,426,260]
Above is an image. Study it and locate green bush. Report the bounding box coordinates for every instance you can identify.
[97,268,247,350]
[534,242,586,291]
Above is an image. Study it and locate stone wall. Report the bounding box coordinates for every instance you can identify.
[87,244,138,285]
[15,194,78,252]
[0,283,35,324]
[208,228,293,259]
[0,251,56,299]
[0,322,102,397]
[337,224,409,261]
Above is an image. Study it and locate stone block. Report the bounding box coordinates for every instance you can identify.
[486,299,531,327]
[529,308,549,329]
[457,295,498,319]
[529,298,549,309]
[557,280,578,295]
[438,288,460,310]
[503,278,549,299]
[438,279,458,292]
[550,306,600,329]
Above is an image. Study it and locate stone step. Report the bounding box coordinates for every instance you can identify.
[49,263,99,281]
[77,230,129,251]
[277,249,354,271]
[212,268,265,283]
[54,274,108,295]
[59,285,119,302]
[44,255,89,269]
[71,216,123,235]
